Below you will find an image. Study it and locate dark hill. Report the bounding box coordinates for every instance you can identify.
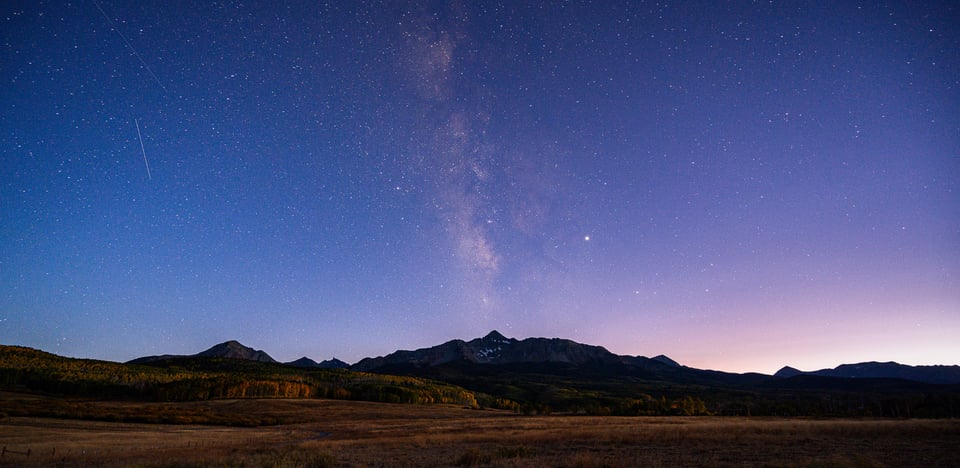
[197,340,276,363]
[775,362,960,384]
[353,330,622,371]
[318,358,350,369]
[128,340,276,364]
[652,355,681,367]
[286,357,350,369]
[354,331,762,387]
[286,357,321,368]
[774,366,803,378]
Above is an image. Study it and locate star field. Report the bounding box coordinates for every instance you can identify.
[1,1,958,373]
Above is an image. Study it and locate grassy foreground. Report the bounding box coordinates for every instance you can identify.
[1,393,958,467]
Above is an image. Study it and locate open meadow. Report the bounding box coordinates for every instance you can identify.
[1,393,958,467]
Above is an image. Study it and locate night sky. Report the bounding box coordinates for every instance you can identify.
[2,1,958,374]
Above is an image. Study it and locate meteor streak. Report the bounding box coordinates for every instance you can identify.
[92,0,167,93]
[135,119,152,180]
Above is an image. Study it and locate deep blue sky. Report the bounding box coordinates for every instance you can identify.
[2,1,957,373]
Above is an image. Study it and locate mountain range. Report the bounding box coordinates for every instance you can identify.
[130,331,960,385]
[5,331,958,417]
[353,330,621,370]
[128,340,349,369]
[774,362,960,385]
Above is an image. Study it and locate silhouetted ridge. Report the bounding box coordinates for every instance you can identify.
[774,366,803,378]
[652,355,681,367]
[128,340,276,364]
[197,340,277,363]
[775,361,960,384]
[126,333,960,387]
[318,358,350,369]
[482,330,510,343]
[287,357,321,368]
[354,332,622,372]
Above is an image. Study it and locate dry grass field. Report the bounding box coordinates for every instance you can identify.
[1,392,957,467]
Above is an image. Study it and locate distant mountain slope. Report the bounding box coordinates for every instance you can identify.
[197,340,277,363]
[318,358,351,369]
[775,362,960,384]
[285,357,320,368]
[128,340,276,364]
[352,331,766,388]
[774,366,803,378]
[130,341,347,369]
[652,355,681,367]
[286,357,350,369]
[352,330,624,371]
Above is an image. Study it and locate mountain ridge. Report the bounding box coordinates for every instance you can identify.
[775,361,960,385]
[353,331,960,386]
[7,341,960,418]
[196,340,277,363]
[128,340,349,369]
[352,330,624,372]
[287,356,350,369]
[128,340,276,364]
[124,331,959,385]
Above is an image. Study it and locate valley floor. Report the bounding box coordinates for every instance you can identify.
[0,396,957,467]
